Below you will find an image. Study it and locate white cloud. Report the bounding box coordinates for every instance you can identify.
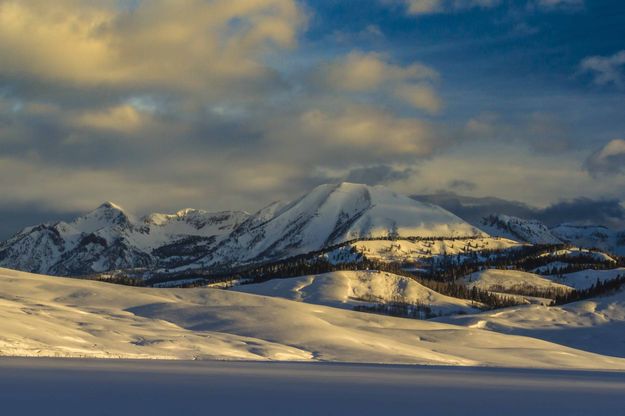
[318,51,441,113]
[389,0,500,16]
[579,50,625,88]
[585,139,625,176]
[393,84,443,114]
[0,0,305,98]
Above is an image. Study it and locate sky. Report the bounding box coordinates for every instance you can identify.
[0,0,624,237]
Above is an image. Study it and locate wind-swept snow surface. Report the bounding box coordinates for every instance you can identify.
[1,268,625,369]
[439,286,625,359]
[2,359,625,416]
[231,270,480,316]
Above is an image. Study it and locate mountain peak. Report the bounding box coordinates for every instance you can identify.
[97,201,125,212]
[75,201,131,231]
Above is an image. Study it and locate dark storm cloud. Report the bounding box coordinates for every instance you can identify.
[539,198,625,228]
[447,180,477,192]
[413,193,625,229]
[0,204,81,240]
[412,193,536,224]
[343,165,416,185]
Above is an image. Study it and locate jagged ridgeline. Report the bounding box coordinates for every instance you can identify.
[0,183,623,284]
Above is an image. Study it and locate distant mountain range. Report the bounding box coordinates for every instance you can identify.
[0,182,623,276]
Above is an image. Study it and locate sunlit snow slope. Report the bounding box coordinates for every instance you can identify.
[201,182,485,267]
[2,268,624,369]
[464,269,574,293]
[231,270,480,316]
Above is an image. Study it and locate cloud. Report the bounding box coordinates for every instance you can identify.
[413,193,625,229]
[393,84,443,114]
[447,179,477,192]
[0,0,618,227]
[579,50,625,88]
[0,0,305,99]
[320,51,438,91]
[390,0,500,15]
[292,106,438,160]
[462,112,572,153]
[342,165,416,185]
[317,51,441,113]
[412,193,537,224]
[0,203,81,240]
[533,0,584,10]
[388,0,584,15]
[585,139,625,176]
[539,198,625,228]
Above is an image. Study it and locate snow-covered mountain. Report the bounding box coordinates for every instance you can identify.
[479,214,562,245]
[198,182,486,268]
[551,224,625,257]
[0,202,249,276]
[476,214,625,256]
[0,183,487,276]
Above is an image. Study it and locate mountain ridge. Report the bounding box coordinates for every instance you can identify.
[0,183,484,276]
[1,182,623,277]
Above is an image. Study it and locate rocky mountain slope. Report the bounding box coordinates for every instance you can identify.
[479,214,562,245]
[0,202,249,276]
[551,224,625,256]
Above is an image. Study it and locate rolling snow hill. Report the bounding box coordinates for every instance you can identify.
[439,284,625,359]
[1,267,625,369]
[464,269,574,295]
[541,268,625,290]
[230,270,481,316]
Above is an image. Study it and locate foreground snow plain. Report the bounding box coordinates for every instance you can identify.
[2,358,625,416]
[2,268,625,369]
[439,282,625,358]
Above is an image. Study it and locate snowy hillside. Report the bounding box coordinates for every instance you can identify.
[1,267,625,369]
[346,237,523,265]
[0,203,249,276]
[200,182,486,268]
[541,268,625,290]
[479,214,562,244]
[439,284,625,359]
[551,224,625,256]
[464,269,574,295]
[231,270,480,316]
[537,247,616,263]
